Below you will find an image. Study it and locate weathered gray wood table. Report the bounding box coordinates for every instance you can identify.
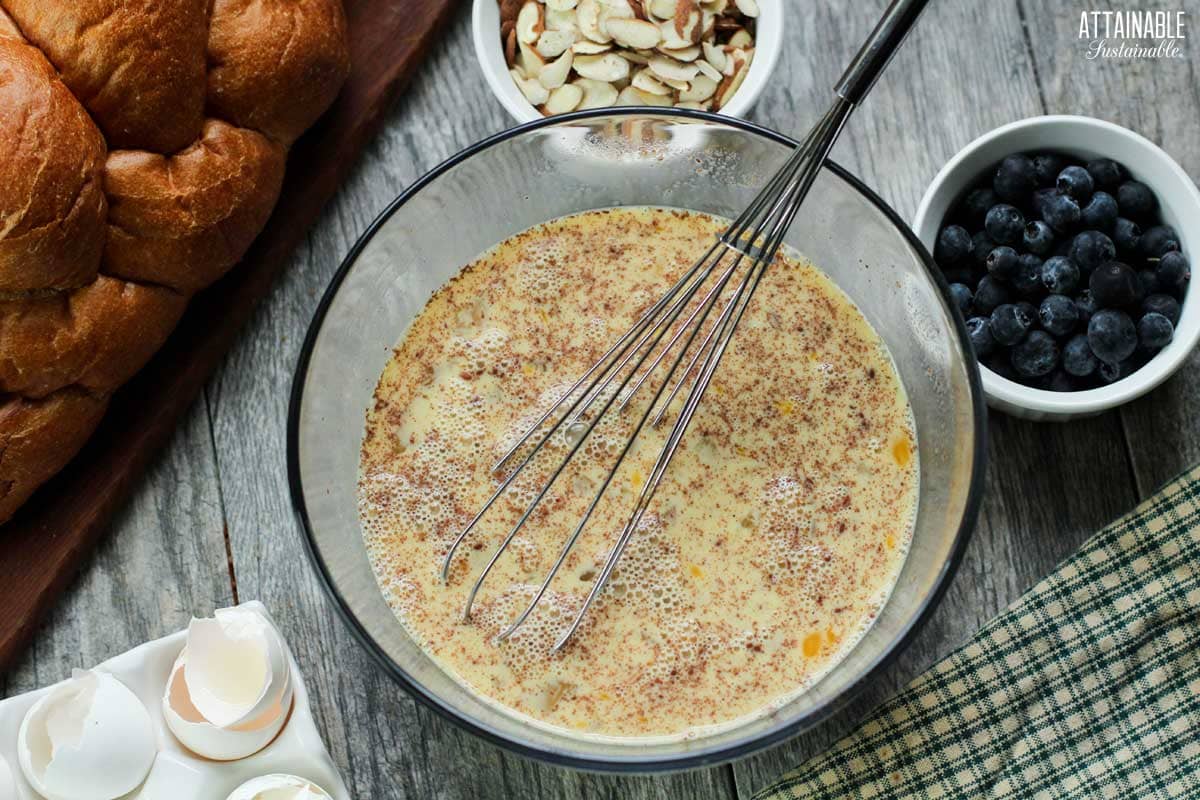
[4,1,1198,796]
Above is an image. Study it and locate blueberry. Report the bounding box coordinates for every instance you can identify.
[1056,165,1095,201]
[1074,290,1098,324]
[1014,254,1044,296]
[1023,220,1056,256]
[1016,300,1037,320]
[986,246,1020,281]
[1137,312,1174,350]
[935,224,973,264]
[1156,251,1191,297]
[971,231,997,267]
[1039,294,1080,337]
[1062,334,1098,377]
[985,352,1019,381]
[1086,158,1124,189]
[1032,187,1058,219]
[1088,309,1138,363]
[1136,269,1160,299]
[1089,261,1139,307]
[994,154,1037,202]
[1113,217,1141,253]
[1041,255,1080,295]
[1041,192,1082,232]
[973,275,1011,315]
[962,187,999,226]
[1098,358,1136,384]
[1080,191,1118,230]
[1142,293,1181,326]
[966,316,996,357]
[1033,154,1067,186]
[943,267,977,286]
[985,204,1025,245]
[1037,370,1078,392]
[990,303,1033,346]
[1117,180,1157,219]
[1138,225,1181,259]
[1011,331,1059,378]
[1069,230,1116,273]
[948,283,973,317]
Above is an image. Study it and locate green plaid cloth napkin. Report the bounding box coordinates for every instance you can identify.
[756,464,1200,800]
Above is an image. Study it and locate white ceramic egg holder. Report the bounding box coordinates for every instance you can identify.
[0,602,348,800]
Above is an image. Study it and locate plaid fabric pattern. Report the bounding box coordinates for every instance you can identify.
[756,465,1200,800]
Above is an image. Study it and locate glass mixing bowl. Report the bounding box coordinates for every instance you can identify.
[289,110,987,771]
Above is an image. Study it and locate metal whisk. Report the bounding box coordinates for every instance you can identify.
[443,0,930,652]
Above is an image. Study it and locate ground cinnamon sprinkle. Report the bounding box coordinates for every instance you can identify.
[358,207,918,740]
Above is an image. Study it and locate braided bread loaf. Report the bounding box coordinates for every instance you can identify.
[0,0,350,522]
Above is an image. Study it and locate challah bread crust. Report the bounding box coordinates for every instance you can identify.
[0,34,107,292]
[2,0,209,153]
[102,120,287,294]
[0,0,350,522]
[0,277,187,398]
[0,390,110,523]
[208,0,351,145]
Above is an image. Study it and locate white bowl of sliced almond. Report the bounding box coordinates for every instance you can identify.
[473,0,781,122]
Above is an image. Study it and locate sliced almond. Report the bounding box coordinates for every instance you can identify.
[606,17,661,49]
[675,100,711,110]
[516,1,544,44]
[733,0,759,17]
[699,0,727,12]
[658,75,690,90]
[657,18,693,48]
[598,0,636,18]
[700,10,715,38]
[616,86,644,105]
[578,0,613,43]
[631,69,672,95]
[504,26,519,67]
[574,51,631,81]
[537,28,577,57]
[573,39,613,53]
[673,0,702,42]
[658,44,700,61]
[545,7,579,31]
[647,53,699,82]
[728,27,753,48]
[574,78,619,108]
[628,0,648,20]
[701,41,726,71]
[647,0,677,19]
[620,49,651,64]
[714,55,748,109]
[678,73,717,101]
[546,0,579,9]
[544,83,584,113]
[511,69,551,104]
[518,40,546,77]
[722,47,746,75]
[499,0,523,27]
[695,58,723,81]
[632,87,674,106]
[539,49,574,88]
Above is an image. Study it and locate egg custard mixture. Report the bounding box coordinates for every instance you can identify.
[359,207,918,740]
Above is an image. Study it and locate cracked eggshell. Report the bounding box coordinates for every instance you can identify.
[163,653,294,761]
[184,607,290,730]
[17,670,157,800]
[226,774,332,800]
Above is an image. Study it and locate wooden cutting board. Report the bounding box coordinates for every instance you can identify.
[0,0,457,671]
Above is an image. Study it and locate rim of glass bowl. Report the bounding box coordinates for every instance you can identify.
[287,108,988,772]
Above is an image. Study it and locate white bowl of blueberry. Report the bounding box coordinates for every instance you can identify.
[914,115,1200,421]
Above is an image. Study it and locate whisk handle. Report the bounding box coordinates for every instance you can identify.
[833,0,930,105]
